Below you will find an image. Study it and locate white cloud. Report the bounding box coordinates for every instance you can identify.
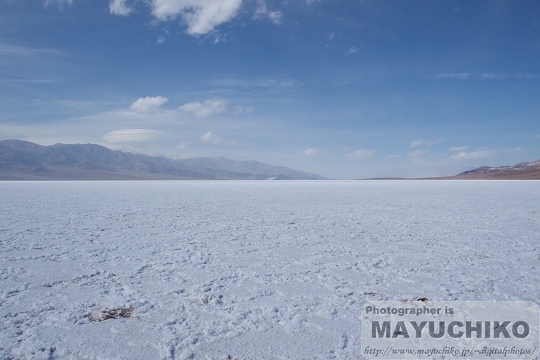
[450,147,522,160]
[213,78,297,87]
[0,44,32,56]
[102,129,160,143]
[2,78,58,84]
[180,98,227,117]
[200,131,235,145]
[232,106,252,115]
[407,149,429,157]
[130,96,168,113]
[253,0,283,24]
[44,0,73,8]
[433,73,538,80]
[303,148,318,156]
[346,47,359,55]
[109,0,132,16]
[0,44,61,57]
[347,149,376,160]
[176,142,191,150]
[386,154,402,159]
[479,73,538,80]
[479,73,508,80]
[450,149,497,160]
[268,11,282,24]
[410,139,440,147]
[433,73,471,80]
[150,0,242,35]
[157,36,165,44]
[200,131,214,143]
[449,146,469,152]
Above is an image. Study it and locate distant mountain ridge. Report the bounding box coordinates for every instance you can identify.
[0,140,326,180]
[359,159,540,180]
[452,159,540,179]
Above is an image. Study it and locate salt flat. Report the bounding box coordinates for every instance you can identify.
[0,180,539,359]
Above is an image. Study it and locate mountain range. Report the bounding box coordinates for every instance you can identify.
[2,139,539,180]
[450,159,540,180]
[362,160,540,180]
[0,140,326,180]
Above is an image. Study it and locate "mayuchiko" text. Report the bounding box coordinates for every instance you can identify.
[371,321,530,339]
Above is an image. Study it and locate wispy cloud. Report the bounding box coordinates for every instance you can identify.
[130,96,168,113]
[0,105,250,157]
[109,0,132,16]
[346,47,359,55]
[433,73,471,80]
[179,98,227,117]
[102,129,161,143]
[44,0,73,8]
[303,148,318,156]
[149,0,242,35]
[450,149,498,160]
[479,73,538,79]
[0,44,61,57]
[407,149,429,157]
[433,72,538,80]
[0,78,58,83]
[253,0,283,24]
[347,149,376,159]
[200,131,235,145]
[176,142,191,150]
[449,146,469,152]
[450,147,522,160]
[232,106,252,115]
[212,78,297,87]
[410,139,440,148]
[157,36,165,44]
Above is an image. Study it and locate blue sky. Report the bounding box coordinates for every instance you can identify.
[1,0,539,179]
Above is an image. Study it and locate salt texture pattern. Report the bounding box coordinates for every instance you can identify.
[0,180,539,359]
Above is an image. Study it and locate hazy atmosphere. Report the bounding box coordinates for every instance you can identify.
[1,0,539,179]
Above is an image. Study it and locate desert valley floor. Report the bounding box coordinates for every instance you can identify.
[1,180,539,359]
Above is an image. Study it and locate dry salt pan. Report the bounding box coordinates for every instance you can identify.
[1,180,539,359]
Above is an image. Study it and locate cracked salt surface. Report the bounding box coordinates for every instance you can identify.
[0,180,539,359]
